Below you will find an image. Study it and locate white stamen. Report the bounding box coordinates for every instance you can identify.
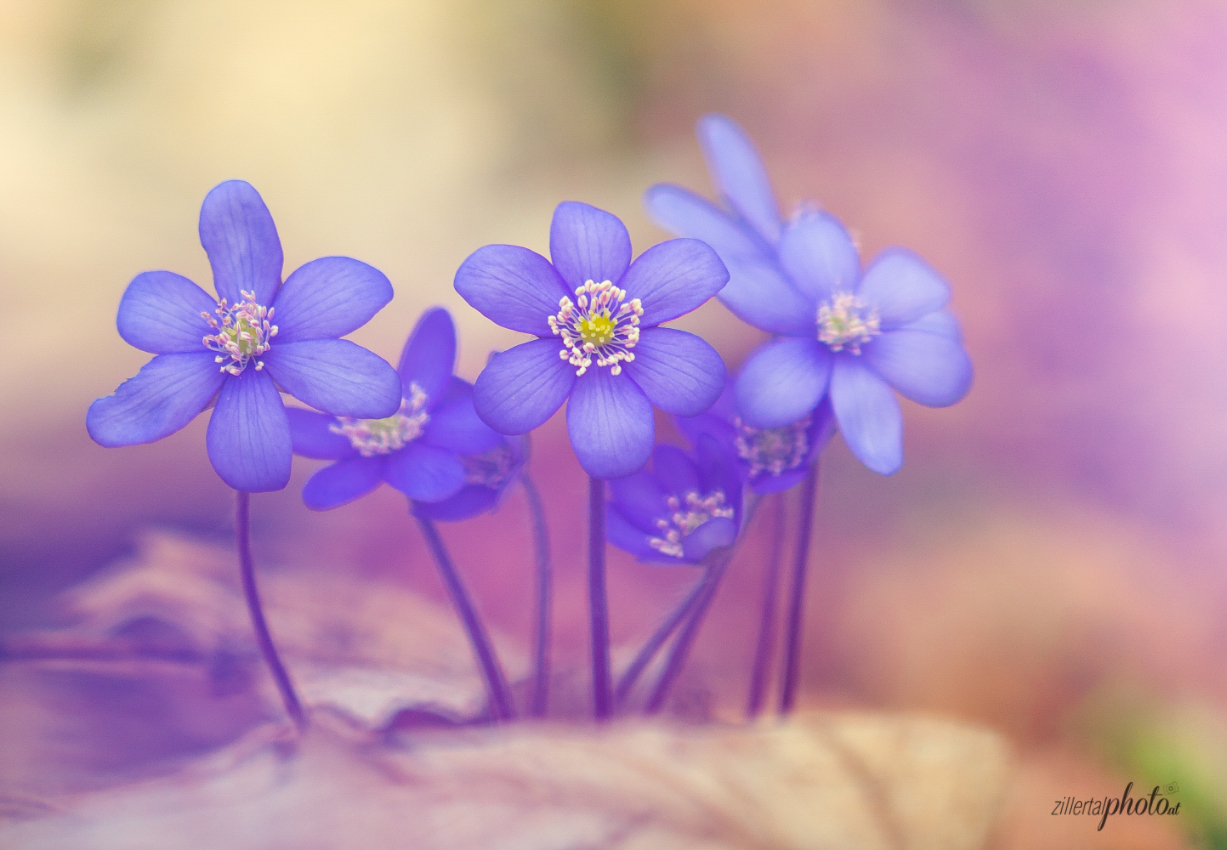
[329,383,430,457]
[734,415,811,477]
[547,279,643,376]
[647,490,735,559]
[817,292,879,354]
[202,290,278,375]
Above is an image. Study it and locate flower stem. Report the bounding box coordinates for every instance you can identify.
[614,569,709,708]
[588,475,612,721]
[235,490,306,731]
[521,474,552,718]
[643,547,734,715]
[416,516,515,721]
[778,464,819,714]
[746,491,787,719]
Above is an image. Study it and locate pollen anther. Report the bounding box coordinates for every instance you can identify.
[817,292,880,354]
[202,290,277,375]
[329,383,430,457]
[648,490,735,559]
[547,279,643,376]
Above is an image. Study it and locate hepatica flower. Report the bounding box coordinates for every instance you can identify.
[455,202,729,479]
[646,116,973,475]
[606,437,743,566]
[287,308,506,509]
[87,180,401,492]
[677,379,835,495]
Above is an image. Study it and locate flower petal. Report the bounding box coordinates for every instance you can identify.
[302,455,386,510]
[270,257,392,343]
[619,238,728,327]
[382,442,465,501]
[652,444,702,495]
[862,329,973,407]
[693,432,740,506]
[86,352,223,447]
[473,338,575,434]
[606,505,664,562]
[285,407,353,459]
[696,113,781,244]
[413,485,499,523]
[263,339,400,419]
[623,328,725,417]
[116,271,217,354]
[904,308,963,341]
[682,516,737,563]
[566,369,654,479]
[549,202,632,289]
[198,180,283,306]
[608,468,670,532]
[857,248,950,328]
[830,357,903,476]
[454,245,569,336]
[422,391,505,455]
[750,467,808,495]
[397,308,456,408]
[735,338,832,428]
[206,368,292,492]
[777,210,860,303]
[644,184,814,334]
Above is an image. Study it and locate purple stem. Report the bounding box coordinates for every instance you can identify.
[642,547,734,715]
[416,516,515,722]
[589,475,612,721]
[521,474,552,718]
[235,490,306,731]
[614,569,709,708]
[778,464,819,714]
[746,491,787,718]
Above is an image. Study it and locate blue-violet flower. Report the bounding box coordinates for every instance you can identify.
[455,201,729,479]
[287,307,506,509]
[87,180,402,492]
[606,437,743,566]
[645,115,973,474]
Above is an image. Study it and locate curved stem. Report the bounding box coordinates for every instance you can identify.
[521,474,552,718]
[778,464,819,714]
[614,569,709,708]
[416,515,515,721]
[642,548,733,715]
[588,475,612,721]
[746,491,788,719]
[235,490,306,731]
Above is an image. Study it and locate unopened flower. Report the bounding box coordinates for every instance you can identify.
[455,202,729,480]
[645,115,973,475]
[288,308,504,509]
[606,437,743,566]
[87,180,401,492]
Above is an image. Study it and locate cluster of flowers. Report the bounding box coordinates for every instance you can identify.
[87,115,972,724]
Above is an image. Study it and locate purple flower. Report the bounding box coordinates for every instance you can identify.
[454,201,729,480]
[645,115,973,475]
[86,180,401,492]
[606,437,744,566]
[677,379,836,495]
[287,308,507,510]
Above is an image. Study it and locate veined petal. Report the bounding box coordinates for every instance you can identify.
[413,485,499,522]
[830,357,903,476]
[423,391,505,454]
[644,185,813,334]
[735,338,831,428]
[696,114,781,244]
[86,352,222,447]
[862,329,973,407]
[397,308,456,407]
[567,369,654,479]
[857,248,950,328]
[473,338,574,434]
[623,328,725,417]
[116,271,217,354]
[778,210,860,303]
[285,407,353,459]
[270,257,393,343]
[549,202,631,289]
[652,444,701,495]
[608,468,670,532]
[198,180,283,306]
[206,368,292,492]
[383,442,465,502]
[263,339,400,419]
[454,245,569,336]
[619,238,728,327]
[302,456,386,510]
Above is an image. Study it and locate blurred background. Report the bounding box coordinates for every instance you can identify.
[3,0,1227,845]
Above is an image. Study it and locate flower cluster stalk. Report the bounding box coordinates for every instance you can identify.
[588,476,612,720]
[614,571,710,707]
[746,490,787,718]
[521,474,553,718]
[778,465,819,714]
